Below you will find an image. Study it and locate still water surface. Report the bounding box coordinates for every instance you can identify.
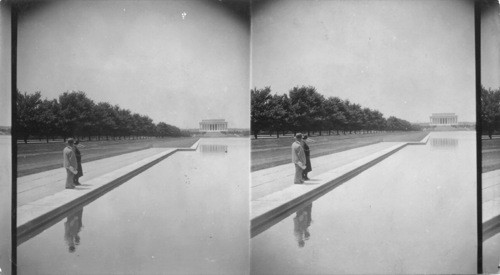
[0,136,11,275]
[18,138,249,274]
[484,229,500,273]
[251,132,477,274]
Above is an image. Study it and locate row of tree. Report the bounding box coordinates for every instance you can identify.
[251,86,421,139]
[16,90,188,143]
[481,86,500,139]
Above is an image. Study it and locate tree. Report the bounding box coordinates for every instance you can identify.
[361,108,373,133]
[93,102,117,140]
[16,91,42,143]
[323,97,345,135]
[116,108,133,139]
[481,86,500,139]
[156,122,182,137]
[37,98,61,142]
[156,122,170,137]
[347,103,363,133]
[268,94,291,138]
[140,115,156,137]
[371,110,386,132]
[339,99,352,134]
[251,87,274,139]
[288,86,325,135]
[249,84,419,136]
[59,91,95,140]
[17,90,186,141]
[386,116,414,131]
[131,113,143,139]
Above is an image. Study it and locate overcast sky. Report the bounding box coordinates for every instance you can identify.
[251,0,476,123]
[0,3,11,127]
[482,1,500,90]
[18,0,250,129]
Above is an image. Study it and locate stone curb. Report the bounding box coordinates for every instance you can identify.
[190,139,200,150]
[407,133,430,145]
[483,214,500,241]
[420,133,431,144]
[17,148,185,244]
[482,169,500,241]
[251,143,408,237]
[177,138,200,151]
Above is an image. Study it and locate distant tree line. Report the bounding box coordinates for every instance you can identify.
[481,86,500,139]
[16,90,189,143]
[251,86,422,139]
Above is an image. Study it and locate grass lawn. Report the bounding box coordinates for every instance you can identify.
[482,136,500,173]
[17,137,199,177]
[251,131,429,171]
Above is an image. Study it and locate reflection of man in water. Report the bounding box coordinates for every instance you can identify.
[294,203,312,247]
[64,208,83,253]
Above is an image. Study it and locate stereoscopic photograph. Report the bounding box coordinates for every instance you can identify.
[13,0,250,274]
[250,0,478,274]
[1,0,499,274]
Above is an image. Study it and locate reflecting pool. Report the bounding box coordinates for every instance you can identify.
[251,132,477,274]
[484,225,500,273]
[0,136,11,275]
[18,138,250,274]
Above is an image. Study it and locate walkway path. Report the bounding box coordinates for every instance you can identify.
[18,148,172,206]
[483,170,500,221]
[252,142,407,200]
[483,169,500,240]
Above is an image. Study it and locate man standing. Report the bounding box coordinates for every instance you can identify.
[63,138,78,189]
[73,140,83,185]
[291,133,307,184]
[302,135,312,180]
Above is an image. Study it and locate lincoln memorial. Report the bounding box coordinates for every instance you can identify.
[429,113,458,126]
[199,119,228,132]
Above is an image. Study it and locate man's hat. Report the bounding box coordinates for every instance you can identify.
[67,138,75,144]
[295,133,303,139]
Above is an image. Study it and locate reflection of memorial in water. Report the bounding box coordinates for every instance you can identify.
[430,138,458,149]
[199,144,228,154]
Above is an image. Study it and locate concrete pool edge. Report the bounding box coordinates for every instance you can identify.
[178,138,200,151]
[483,215,500,241]
[250,142,409,237]
[482,169,500,241]
[17,148,184,244]
[407,133,430,145]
